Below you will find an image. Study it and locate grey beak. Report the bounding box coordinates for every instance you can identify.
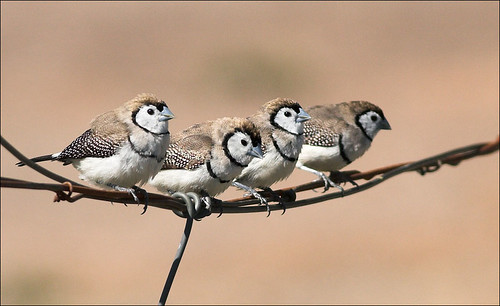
[159,108,175,121]
[380,118,391,130]
[296,108,311,123]
[248,145,264,159]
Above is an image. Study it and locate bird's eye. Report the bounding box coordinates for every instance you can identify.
[284,111,291,117]
[240,139,248,146]
[147,108,155,115]
[371,115,378,122]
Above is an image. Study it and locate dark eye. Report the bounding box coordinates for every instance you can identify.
[371,115,378,122]
[147,108,155,115]
[284,111,291,117]
[240,139,248,146]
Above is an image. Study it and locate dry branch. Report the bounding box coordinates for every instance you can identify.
[1,135,498,217]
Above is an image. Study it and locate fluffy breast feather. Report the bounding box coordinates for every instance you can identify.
[149,165,232,196]
[297,144,347,171]
[73,140,165,188]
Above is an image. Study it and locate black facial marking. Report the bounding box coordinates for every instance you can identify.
[269,102,303,136]
[222,132,246,167]
[149,101,167,110]
[338,134,352,164]
[287,103,302,114]
[128,135,163,163]
[271,135,297,162]
[206,160,230,183]
[239,127,261,147]
[131,103,171,136]
[355,111,376,142]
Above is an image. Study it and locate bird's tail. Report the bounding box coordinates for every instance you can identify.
[16,154,57,167]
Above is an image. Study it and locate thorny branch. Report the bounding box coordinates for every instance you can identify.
[1,135,499,217]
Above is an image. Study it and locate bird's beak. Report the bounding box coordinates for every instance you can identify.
[159,108,175,121]
[248,144,264,159]
[296,108,311,123]
[380,118,392,130]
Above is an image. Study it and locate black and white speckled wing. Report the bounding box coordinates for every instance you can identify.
[162,134,213,170]
[303,104,351,147]
[303,120,341,147]
[54,110,129,164]
[55,129,122,164]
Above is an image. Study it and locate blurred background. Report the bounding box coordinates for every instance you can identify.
[1,2,498,304]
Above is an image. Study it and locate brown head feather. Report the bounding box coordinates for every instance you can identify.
[211,117,261,146]
[122,93,164,112]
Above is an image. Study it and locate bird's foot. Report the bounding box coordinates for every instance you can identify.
[316,172,345,194]
[110,184,149,214]
[232,181,270,216]
[329,170,360,188]
[132,186,149,215]
[251,190,270,217]
[262,187,286,215]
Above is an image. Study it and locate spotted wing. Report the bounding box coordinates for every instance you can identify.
[303,105,348,147]
[303,120,341,147]
[56,111,129,163]
[163,134,213,170]
[56,129,122,164]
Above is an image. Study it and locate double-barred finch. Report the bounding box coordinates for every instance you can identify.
[232,98,311,215]
[296,100,391,191]
[17,93,175,213]
[149,117,263,201]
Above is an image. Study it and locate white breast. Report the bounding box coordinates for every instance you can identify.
[297,144,348,172]
[72,134,169,188]
[149,165,232,196]
[237,148,296,188]
[73,144,158,188]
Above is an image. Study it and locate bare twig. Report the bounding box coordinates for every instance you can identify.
[1,135,498,216]
[2,134,498,304]
[0,177,186,212]
[219,136,499,213]
[1,136,83,186]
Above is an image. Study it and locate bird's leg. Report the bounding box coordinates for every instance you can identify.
[262,187,287,215]
[109,185,139,201]
[231,181,270,216]
[297,165,344,193]
[108,184,149,214]
[199,190,212,212]
[198,190,223,218]
[132,186,149,215]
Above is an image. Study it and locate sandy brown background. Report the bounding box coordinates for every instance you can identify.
[1,2,498,305]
